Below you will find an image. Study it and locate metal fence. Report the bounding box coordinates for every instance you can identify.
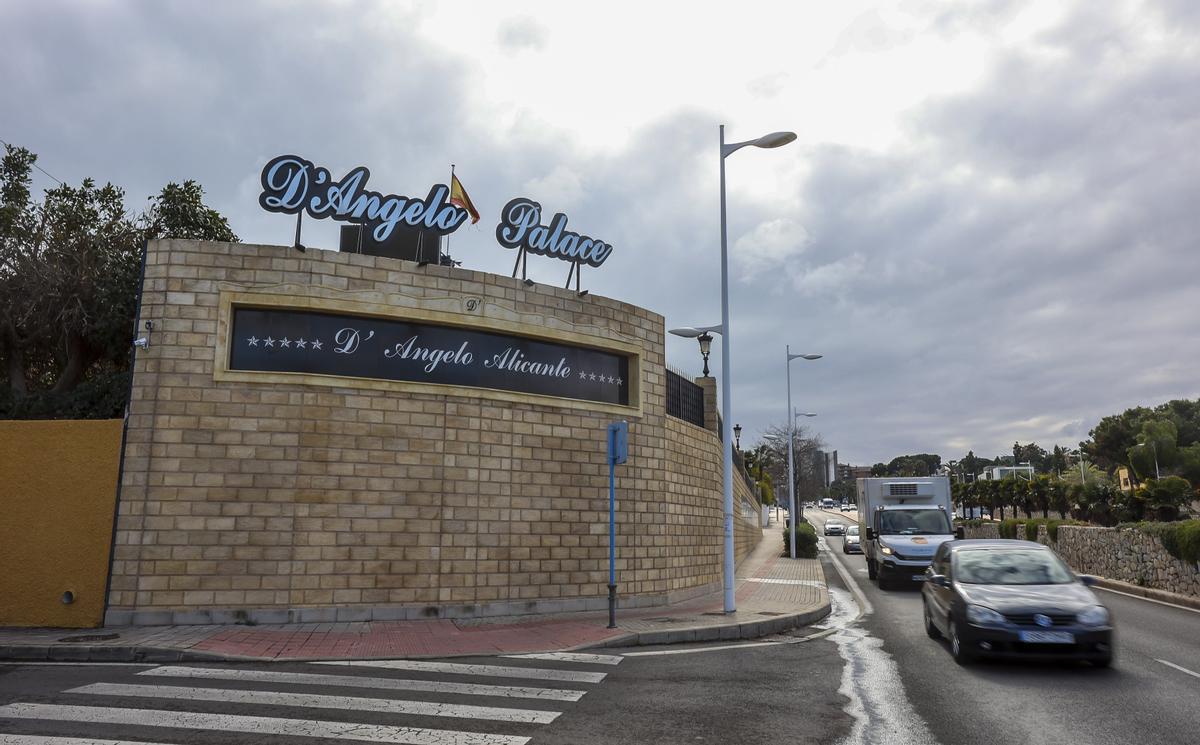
[665,368,705,427]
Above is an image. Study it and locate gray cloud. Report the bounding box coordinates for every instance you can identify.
[497,15,548,52]
[3,0,1197,468]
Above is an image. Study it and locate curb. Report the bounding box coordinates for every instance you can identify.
[1092,577,1200,611]
[585,603,832,649]
[0,604,833,663]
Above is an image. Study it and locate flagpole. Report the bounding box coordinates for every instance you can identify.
[444,164,454,265]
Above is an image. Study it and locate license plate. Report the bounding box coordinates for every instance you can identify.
[1019,630,1074,644]
[912,574,926,582]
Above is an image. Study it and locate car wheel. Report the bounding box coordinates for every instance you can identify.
[1091,651,1114,668]
[867,559,877,580]
[949,617,975,666]
[923,598,941,639]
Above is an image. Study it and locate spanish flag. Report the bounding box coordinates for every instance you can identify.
[450,173,480,224]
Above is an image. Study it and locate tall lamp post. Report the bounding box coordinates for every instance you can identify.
[664,121,795,614]
[785,347,822,559]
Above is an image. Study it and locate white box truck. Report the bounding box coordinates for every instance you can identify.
[857,477,962,589]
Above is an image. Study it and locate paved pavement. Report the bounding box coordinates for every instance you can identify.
[0,525,829,663]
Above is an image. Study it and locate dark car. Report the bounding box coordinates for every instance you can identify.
[921,540,1113,667]
[842,524,863,554]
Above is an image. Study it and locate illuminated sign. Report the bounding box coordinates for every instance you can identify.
[259,155,470,242]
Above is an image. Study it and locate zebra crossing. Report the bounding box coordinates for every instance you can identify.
[0,651,625,745]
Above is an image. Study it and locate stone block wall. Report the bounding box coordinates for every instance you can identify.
[107,239,760,624]
[962,522,1199,598]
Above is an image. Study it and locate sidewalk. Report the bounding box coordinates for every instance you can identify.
[0,527,829,663]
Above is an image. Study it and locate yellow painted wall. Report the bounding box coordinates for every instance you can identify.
[0,419,123,628]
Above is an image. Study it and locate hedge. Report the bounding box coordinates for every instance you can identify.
[782,520,819,559]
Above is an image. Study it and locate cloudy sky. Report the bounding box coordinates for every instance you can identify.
[5,0,1199,466]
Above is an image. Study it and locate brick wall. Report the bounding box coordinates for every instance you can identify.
[107,239,759,624]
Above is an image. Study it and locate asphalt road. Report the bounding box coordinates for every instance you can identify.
[0,642,852,745]
[807,507,1200,745]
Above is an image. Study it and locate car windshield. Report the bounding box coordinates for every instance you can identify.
[876,509,950,535]
[847,525,859,536]
[954,548,1075,585]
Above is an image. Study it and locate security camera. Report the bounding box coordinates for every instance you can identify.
[133,337,150,349]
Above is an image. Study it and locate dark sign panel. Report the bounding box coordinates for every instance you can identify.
[229,307,630,406]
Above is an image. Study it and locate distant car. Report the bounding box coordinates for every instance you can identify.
[824,520,846,536]
[843,525,863,554]
[841,502,854,512]
[922,540,1113,667]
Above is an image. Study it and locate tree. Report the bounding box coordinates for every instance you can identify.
[754,423,827,505]
[1137,477,1194,522]
[1,143,235,417]
[1127,419,1178,481]
[1050,445,1068,476]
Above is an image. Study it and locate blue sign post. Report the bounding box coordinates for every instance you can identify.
[606,420,628,629]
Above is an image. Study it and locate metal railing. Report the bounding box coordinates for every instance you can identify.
[665,368,705,427]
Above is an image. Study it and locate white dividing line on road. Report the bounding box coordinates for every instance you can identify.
[501,652,623,666]
[0,737,178,745]
[314,660,607,684]
[0,703,529,745]
[1095,586,1200,614]
[1156,659,1200,680]
[0,663,155,667]
[621,630,840,658]
[67,682,560,724]
[137,666,585,702]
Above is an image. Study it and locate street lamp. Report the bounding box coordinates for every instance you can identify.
[733,423,742,450]
[1136,441,1160,479]
[785,347,822,559]
[665,124,795,614]
[697,332,714,376]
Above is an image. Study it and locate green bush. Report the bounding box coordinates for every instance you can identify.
[998,519,1021,539]
[782,520,819,559]
[0,370,130,419]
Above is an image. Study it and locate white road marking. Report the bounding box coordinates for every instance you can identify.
[743,578,825,587]
[137,666,585,701]
[0,703,529,745]
[1095,586,1200,614]
[67,682,559,724]
[824,588,937,745]
[621,630,839,658]
[501,652,623,666]
[1156,659,1200,679]
[0,663,154,667]
[315,660,606,684]
[0,738,178,745]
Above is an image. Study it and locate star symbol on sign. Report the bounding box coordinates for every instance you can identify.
[264,336,275,347]
[579,371,587,380]
[247,336,259,347]
[588,372,596,381]
[616,377,623,385]
[311,339,322,351]
[296,338,307,349]
[280,337,291,348]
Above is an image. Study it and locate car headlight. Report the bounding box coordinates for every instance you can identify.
[966,605,1006,626]
[1077,605,1109,627]
[879,544,893,555]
